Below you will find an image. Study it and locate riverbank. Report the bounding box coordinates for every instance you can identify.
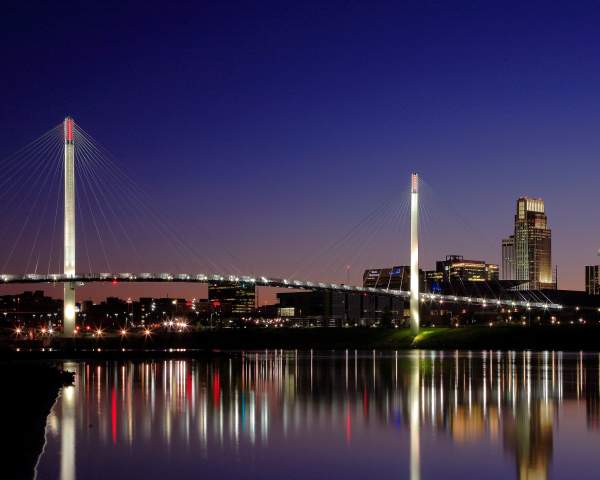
[0,363,74,479]
[4,325,600,356]
[190,325,600,350]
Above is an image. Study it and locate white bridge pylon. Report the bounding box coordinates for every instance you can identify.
[410,173,420,334]
[63,117,76,337]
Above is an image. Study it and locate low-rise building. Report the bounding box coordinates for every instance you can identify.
[277,290,404,327]
[363,266,427,291]
[435,255,499,282]
[208,282,255,317]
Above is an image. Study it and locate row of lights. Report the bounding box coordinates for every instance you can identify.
[91,327,153,337]
[422,296,600,313]
[420,293,561,310]
[14,327,154,337]
[14,326,55,336]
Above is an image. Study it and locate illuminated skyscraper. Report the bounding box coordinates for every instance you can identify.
[511,197,553,290]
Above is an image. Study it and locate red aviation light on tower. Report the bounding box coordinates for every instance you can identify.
[64,117,74,143]
[411,173,418,194]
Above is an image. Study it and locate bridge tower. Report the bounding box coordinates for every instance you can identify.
[63,117,76,337]
[410,173,420,334]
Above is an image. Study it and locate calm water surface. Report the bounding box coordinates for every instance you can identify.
[35,351,600,479]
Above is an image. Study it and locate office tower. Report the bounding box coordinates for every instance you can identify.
[512,197,553,290]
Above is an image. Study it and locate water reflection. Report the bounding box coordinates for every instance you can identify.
[60,385,75,480]
[36,351,600,480]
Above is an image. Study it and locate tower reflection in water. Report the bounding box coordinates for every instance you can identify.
[39,351,600,480]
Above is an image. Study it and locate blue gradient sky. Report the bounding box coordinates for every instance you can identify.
[1,1,600,297]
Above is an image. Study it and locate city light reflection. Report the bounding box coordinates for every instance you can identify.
[35,351,600,479]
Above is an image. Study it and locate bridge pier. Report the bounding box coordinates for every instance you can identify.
[63,117,76,337]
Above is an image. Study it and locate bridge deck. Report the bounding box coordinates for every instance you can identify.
[0,273,562,311]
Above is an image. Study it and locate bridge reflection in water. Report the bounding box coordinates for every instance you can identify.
[36,351,600,480]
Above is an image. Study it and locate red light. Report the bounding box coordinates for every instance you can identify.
[411,173,418,193]
[212,372,220,406]
[112,279,118,285]
[111,388,117,445]
[65,117,74,142]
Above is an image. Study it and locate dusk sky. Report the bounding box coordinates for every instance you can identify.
[1,1,600,299]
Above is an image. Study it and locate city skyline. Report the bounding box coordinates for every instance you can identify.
[0,189,590,304]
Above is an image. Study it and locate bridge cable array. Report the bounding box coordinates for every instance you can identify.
[0,121,251,277]
[0,124,63,274]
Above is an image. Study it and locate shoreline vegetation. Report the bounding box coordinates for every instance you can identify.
[2,325,600,358]
[0,363,73,480]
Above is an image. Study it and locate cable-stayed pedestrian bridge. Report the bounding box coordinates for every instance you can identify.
[0,272,564,311]
[0,116,571,336]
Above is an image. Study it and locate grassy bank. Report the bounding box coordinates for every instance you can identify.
[0,363,74,479]
[410,325,600,350]
[6,325,600,355]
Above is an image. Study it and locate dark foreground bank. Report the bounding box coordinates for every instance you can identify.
[4,325,600,356]
[0,363,74,480]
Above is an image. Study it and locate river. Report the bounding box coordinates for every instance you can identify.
[34,350,600,479]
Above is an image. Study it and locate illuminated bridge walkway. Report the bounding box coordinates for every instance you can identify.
[0,272,564,312]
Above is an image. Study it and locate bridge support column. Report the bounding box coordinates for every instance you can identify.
[410,173,420,334]
[63,117,76,337]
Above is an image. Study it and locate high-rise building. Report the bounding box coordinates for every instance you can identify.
[586,266,600,295]
[506,197,553,290]
[501,236,515,280]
